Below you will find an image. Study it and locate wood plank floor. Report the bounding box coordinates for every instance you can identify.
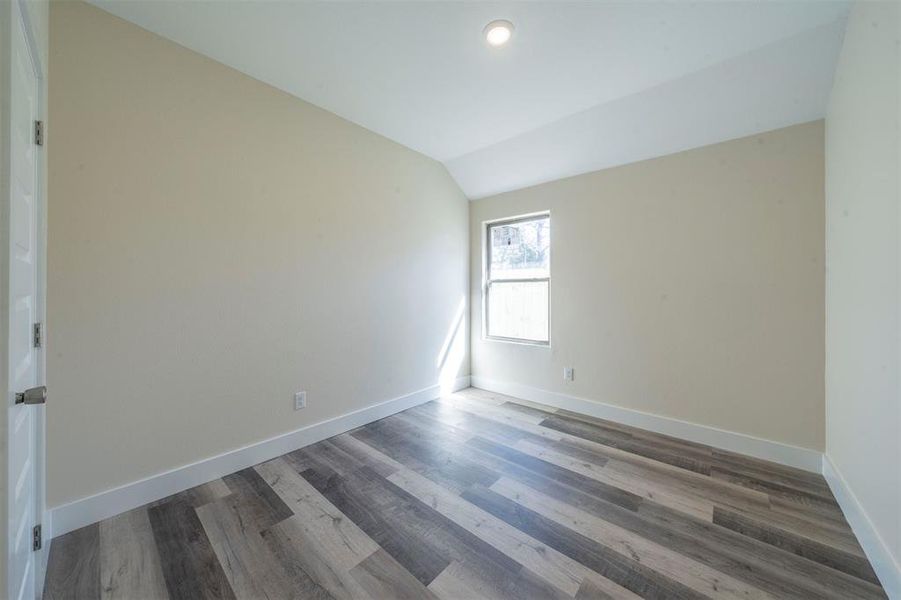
[44,388,887,599]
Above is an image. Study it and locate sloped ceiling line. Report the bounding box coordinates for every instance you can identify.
[86,0,851,199]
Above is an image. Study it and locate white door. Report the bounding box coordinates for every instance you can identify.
[7,1,43,598]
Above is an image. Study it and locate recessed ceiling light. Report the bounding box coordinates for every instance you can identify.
[484,20,514,47]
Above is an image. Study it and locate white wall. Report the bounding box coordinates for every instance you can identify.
[47,1,468,508]
[825,0,900,591]
[471,121,826,452]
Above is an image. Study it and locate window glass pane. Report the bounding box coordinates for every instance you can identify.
[489,217,550,280]
[487,281,549,342]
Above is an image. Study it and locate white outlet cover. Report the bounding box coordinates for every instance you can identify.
[563,367,574,381]
[294,391,307,410]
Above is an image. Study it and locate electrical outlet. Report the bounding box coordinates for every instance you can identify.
[563,367,574,381]
[294,391,307,410]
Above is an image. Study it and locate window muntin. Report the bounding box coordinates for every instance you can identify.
[485,214,550,344]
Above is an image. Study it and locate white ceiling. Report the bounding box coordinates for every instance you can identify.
[88,1,850,199]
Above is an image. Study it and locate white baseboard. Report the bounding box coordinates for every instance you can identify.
[822,455,900,599]
[50,376,470,538]
[470,376,822,472]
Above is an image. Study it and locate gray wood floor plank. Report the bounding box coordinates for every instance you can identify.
[467,435,643,511]
[304,463,579,600]
[99,508,168,600]
[147,498,236,600]
[299,464,455,585]
[514,439,716,521]
[475,433,881,600]
[458,389,713,470]
[426,561,496,600]
[355,416,500,490]
[575,575,644,600]
[540,413,712,474]
[426,559,573,600]
[326,435,402,478]
[712,506,881,584]
[308,458,579,600]
[348,548,439,600]
[501,399,559,418]
[339,432,593,596]
[350,425,476,493]
[43,388,888,600]
[552,407,716,458]
[724,498,866,557]
[407,399,887,600]
[44,524,101,600]
[433,394,724,496]
[490,478,775,599]
[539,435,771,514]
[411,401,529,445]
[711,465,841,507]
[439,393,548,426]
[462,483,704,600]
[221,466,294,531]
[379,454,595,596]
[637,502,888,599]
[196,495,303,599]
[259,518,372,600]
[768,494,854,531]
[286,438,386,479]
[257,527,334,600]
[254,458,380,568]
[254,457,384,599]
[710,449,832,493]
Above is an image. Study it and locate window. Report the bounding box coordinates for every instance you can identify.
[485,214,550,344]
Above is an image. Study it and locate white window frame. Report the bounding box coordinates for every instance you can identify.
[483,212,551,346]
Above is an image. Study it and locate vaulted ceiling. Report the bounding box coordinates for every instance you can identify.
[88,1,850,199]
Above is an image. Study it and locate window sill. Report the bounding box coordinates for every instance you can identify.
[483,336,551,348]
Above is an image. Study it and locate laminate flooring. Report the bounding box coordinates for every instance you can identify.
[44,388,887,599]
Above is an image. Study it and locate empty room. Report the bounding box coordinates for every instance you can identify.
[0,0,898,598]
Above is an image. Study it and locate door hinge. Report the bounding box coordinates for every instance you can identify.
[32,525,41,551]
[34,120,43,146]
[33,322,41,348]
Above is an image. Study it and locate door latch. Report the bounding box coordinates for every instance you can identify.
[15,385,46,405]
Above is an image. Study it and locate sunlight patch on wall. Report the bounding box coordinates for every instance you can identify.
[437,298,466,396]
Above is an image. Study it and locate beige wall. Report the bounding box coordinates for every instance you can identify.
[471,121,825,450]
[47,1,468,508]
[825,0,900,573]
